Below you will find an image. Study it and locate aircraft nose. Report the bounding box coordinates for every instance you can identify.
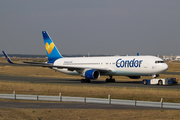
[163,63,168,71]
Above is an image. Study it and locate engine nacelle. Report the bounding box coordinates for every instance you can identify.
[81,69,100,79]
[128,76,141,79]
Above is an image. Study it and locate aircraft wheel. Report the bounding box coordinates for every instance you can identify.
[158,80,163,85]
[81,79,91,83]
[106,79,109,83]
[81,79,84,83]
[87,79,90,83]
[106,78,115,83]
[143,80,147,85]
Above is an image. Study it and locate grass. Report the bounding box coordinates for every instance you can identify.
[1,81,180,103]
[0,109,180,120]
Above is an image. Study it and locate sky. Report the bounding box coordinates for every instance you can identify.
[0,0,180,56]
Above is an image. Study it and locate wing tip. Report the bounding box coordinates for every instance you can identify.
[2,51,13,64]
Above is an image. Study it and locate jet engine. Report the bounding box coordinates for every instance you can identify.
[81,69,100,79]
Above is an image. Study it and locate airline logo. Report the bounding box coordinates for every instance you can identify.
[45,42,54,54]
[116,58,143,68]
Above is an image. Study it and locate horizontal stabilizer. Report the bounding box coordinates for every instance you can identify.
[2,51,13,64]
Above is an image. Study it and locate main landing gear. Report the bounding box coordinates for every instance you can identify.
[106,76,115,83]
[81,76,115,83]
[81,79,91,83]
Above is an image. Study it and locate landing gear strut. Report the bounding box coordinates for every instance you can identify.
[81,79,91,83]
[106,76,115,83]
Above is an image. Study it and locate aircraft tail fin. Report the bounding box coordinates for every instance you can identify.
[42,31,63,63]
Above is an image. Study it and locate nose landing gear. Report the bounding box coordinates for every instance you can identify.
[152,74,159,78]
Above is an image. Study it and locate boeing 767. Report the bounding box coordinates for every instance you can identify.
[2,31,168,83]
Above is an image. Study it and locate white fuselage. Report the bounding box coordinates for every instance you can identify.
[52,55,168,77]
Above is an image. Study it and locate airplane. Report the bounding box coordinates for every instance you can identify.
[2,31,168,83]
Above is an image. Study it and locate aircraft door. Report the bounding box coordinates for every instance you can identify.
[143,60,148,68]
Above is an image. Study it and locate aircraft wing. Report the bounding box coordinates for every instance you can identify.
[2,51,111,72]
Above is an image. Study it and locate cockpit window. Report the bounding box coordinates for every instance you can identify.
[155,61,165,63]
